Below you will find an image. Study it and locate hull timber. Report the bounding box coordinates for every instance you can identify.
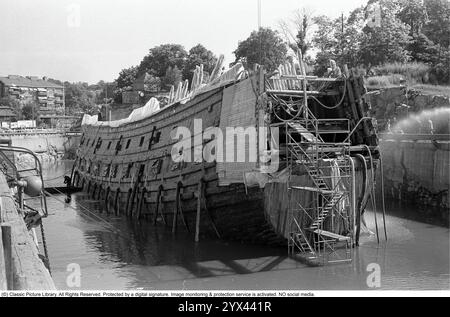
[72,65,379,246]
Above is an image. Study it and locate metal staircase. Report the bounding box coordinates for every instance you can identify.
[285,116,354,264]
[268,54,355,265]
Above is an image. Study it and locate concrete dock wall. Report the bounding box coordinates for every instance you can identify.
[0,131,78,153]
[379,136,449,209]
[0,130,80,162]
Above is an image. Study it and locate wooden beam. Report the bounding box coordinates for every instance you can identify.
[195,181,202,242]
[266,89,340,96]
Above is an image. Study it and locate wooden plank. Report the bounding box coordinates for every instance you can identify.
[266,89,340,96]
[313,229,350,242]
[0,226,7,290]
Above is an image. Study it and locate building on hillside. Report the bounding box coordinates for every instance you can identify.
[0,75,65,118]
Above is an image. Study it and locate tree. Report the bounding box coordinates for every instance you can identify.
[138,44,188,78]
[95,81,117,104]
[397,0,428,35]
[162,66,183,90]
[64,82,97,115]
[143,74,162,92]
[279,9,314,56]
[312,10,365,74]
[21,103,35,120]
[422,0,450,50]
[234,27,288,72]
[183,44,217,82]
[358,0,411,68]
[115,66,138,90]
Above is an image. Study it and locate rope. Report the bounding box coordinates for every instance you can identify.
[40,221,51,274]
[42,167,73,182]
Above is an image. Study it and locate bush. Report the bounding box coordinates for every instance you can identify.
[365,74,406,87]
[372,62,431,84]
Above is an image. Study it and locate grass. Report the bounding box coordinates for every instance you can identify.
[411,84,450,98]
[365,74,406,88]
[373,62,431,82]
[364,62,450,97]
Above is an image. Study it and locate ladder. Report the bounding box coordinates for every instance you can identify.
[289,217,315,256]
[285,119,353,264]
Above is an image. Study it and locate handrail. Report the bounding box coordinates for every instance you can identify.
[0,151,19,180]
[0,145,48,217]
[342,117,373,143]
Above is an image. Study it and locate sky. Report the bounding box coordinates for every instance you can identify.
[0,0,368,84]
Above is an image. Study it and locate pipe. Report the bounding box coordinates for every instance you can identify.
[363,145,379,244]
[355,154,368,246]
[379,153,388,241]
[345,155,356,245]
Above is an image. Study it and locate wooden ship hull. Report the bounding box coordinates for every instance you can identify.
[71,60,380,252]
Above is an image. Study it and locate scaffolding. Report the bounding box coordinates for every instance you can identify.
[267,54,356,265]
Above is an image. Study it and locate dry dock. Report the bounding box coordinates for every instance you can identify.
[0,171,55,290]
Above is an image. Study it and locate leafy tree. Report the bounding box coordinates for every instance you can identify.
[64,82,97,115]
[407,32,439,63]
[95,81,116,104]
[358,0,411,68]
[115,66,138,90]
[422,0,450,50]
[162,66,183,89]
[143,74,162,92]
[312,9,365,74]
[397,0,429,35]
[138,44,188,78]
[21,103,35,120]
[422,0,450,83]
[234,27,288,72]
[183,44,217,82]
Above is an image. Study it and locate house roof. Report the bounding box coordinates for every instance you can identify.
[0,106,17,118]
[0,75,63,89]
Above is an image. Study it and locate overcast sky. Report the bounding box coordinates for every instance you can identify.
[0,0,367,84]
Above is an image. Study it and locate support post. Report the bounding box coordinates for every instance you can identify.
[172,186,179,233]
[154,185,166,226]
[195,181,203,242]
[1,224,12,290]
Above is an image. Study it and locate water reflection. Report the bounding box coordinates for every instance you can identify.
[32,189,449,291]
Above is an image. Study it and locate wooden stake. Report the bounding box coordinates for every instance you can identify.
[172,186,179,233]
[177,183,190,232]
[195,181,202,242]
[201,187,221,239]
[154,185,166,226]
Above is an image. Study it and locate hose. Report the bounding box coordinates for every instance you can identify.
[379,153,388,241]
[363,145,379,244]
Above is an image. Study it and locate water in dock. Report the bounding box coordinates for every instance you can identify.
[37,163,449,290]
